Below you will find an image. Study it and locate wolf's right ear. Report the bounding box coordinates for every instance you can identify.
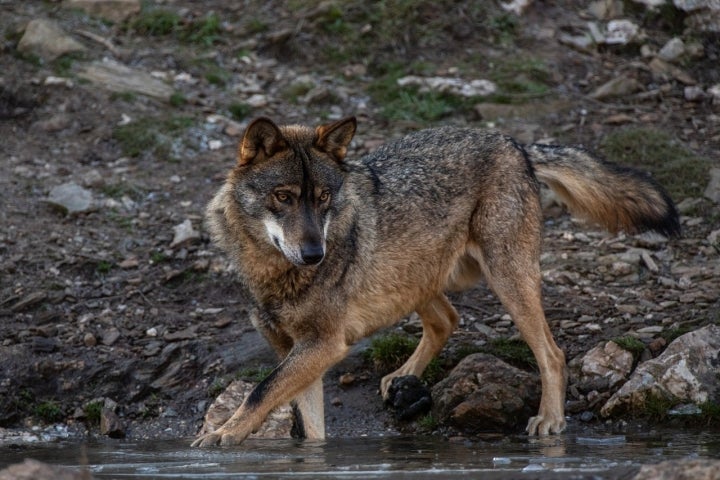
[238,117,287,166]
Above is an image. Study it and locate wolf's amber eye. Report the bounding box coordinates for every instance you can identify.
[319,191,330,203]
[275,192,290,203]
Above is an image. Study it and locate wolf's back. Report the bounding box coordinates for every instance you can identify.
[526,144,680,237]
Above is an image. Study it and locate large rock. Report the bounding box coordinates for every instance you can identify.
[45,182,94,214]
[601,325,720,417]
[633,458,720,480]
[198,380,293,438]
[63,0,141,23]
[0,459,92,480]
[77,59,174,101]
[570,340,634,390]
[431,353,540,433]
[17,19,86,61]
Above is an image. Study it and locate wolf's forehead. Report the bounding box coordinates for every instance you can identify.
[245,155,342,189]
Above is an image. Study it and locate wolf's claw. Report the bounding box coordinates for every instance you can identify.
[526,414,566,436]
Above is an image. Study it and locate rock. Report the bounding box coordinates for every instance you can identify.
[163,324,198,342]
[601,325,720,417]
[78,59,174,101]
[501,0,534,15]
[83,332,97,347]
[11,291,48,312]
[710,84,720,105]
[100,407,125,438]
[199,380,292,438]
[570,341,634,390]
[657,37,685,62]
[17,19,86,61]
[45,182,94,215]
[674,0,720,32]
[396,76,497,97]
[604,19,640,45]
[63,0,141,23]
[648,57,696,85]
[589,75,642,100]
[0,459,93,480]
[431,353,540,433]
[632,458,720,480]
[684,85,705,101]
[101,327,120,346]
[588,0,624,19]
[386,375,432,421]
[703,167,720,203]
[170,219,201,248]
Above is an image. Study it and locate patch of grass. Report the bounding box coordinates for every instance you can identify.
[205,69,229,87]
[110,91,137,102]
[479,338,537,370]
[661,325,695,344]
[84,400,103,425]
[130,9,181,36]
[35,400,64,423]
[236,366,274,383]
[600,128,711,199]
[112,116,194,159]
[245,18,269,34]
[699,402,720,426]
[150,251,168,264]
[612,336,646,358]
[365,333,419,372]
[640,392,676,420]
[184,13,222,46]
[209,377,228,397]
[169,92,186,107]
[228,102,252,121]
[421,358,445,385]
[484,57,552,104]
[416,413,439,432]
[282,81,315,103]
[52,53,82,76]
[96,260,113,274]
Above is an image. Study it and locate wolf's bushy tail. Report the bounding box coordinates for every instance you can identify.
[526,144,680,237]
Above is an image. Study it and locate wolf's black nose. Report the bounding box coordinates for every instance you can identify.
[300,244,324,265]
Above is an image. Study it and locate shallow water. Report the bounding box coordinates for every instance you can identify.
[2,430,719,479]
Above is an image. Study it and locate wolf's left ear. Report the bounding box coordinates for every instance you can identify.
[315,116,357,162]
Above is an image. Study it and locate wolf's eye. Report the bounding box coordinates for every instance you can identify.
[319,191,330,203]
[275,192,290,203]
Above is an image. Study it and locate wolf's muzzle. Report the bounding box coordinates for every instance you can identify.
[300,243,325,265]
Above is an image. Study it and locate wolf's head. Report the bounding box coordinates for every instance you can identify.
[228,116,357,266]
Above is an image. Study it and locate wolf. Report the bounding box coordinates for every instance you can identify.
[192,116,679,447]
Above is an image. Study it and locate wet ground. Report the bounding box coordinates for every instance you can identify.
[2,428,719,479]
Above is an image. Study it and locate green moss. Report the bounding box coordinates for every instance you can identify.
[600,128,711,199]
[228,102,252,121]
[96,260,113,274]
[479,338,537,370]
[236,366,274,383]
[169,92,187,107]
[365,333,419,372]
[130,9,181,36]
[84,401,103,425]
[35,400,64,423]
[416,413,439,432]
[612,336,646,358]
[110,91,137,102]
[184,13,222,46]
[112,116,194,159]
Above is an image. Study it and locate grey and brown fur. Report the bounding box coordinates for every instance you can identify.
[193,117,679,447]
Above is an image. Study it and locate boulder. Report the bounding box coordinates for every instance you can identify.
[199,380,293,438]
[0,459,92,480]
[431,353,540,433]
[77,59,174,101]
[633,458,720,480]
[17,19,86,61]
[45,182,94,215]
[570,340,634,390]
[704,167,720,203]
[601,325,720,417]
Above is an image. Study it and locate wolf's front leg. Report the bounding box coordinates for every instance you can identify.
[192,339,347,447]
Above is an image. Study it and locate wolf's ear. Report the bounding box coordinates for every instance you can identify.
[315,116,357,162]
[238,117,287,166]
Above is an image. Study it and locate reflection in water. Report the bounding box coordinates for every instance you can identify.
[1,430,718,479]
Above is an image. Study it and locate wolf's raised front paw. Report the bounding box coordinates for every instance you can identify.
[191,425,252,447]
[526,414,566,436]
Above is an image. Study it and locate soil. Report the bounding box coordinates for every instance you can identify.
[1,0,718,444]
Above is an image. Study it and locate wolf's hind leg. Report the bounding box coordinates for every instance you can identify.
[380,294,459,399]
[291,378,325,439]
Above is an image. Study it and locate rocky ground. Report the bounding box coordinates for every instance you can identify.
[1,0,719,446]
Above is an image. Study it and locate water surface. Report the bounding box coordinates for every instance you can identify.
[2,430,718,479]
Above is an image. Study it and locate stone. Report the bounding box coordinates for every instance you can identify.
[386,375,432,421]
[601,325,720,417]
[604,19,640,45]
[632,458,720,480]
[648,57,696,85]
[17,19,86,61]
[63,0,141,23]
[45,182,94,215]
[396,76,497,97]
[703,167,720,203]
[684,86,705,101]
[199,380,292,438]
[571,341,634,389]
[431,353,540,433]
[78,59,173,101]
[0,459,93,480]
[657,37,685,62]
[674,0,720,33]
[100,407,125,438]
[589,75,642,100]
[170,219,201,248]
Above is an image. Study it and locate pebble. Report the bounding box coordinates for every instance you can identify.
[339,373,355,386]
[83,332,97,347]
